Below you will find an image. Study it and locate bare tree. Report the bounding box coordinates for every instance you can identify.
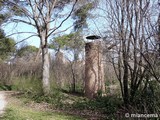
[98,0,159,106]
[3,0,78,95]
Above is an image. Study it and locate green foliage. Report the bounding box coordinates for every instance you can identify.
[23,92,121,119]
[2,97,84,120]
[49,34,73,50]
[25,90,66,108]
[49,32,84,52]
[0,0,9,24]
[72,2,94,31]
[12,76,43,94]
[2,0,26,17]
[0,14,7,25]
[8,73,121,119]
[16,45,38,57]
[2,108,83,120]
[0,84,12,90]
[0,30,16,60]
[73,96,121,114]
[19,84,121,119]
[10,5,25,16]
[131,80,160,113]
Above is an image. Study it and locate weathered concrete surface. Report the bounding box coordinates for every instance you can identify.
[85,41,105,98]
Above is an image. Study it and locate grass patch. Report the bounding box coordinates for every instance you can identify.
[13,76,43,92]
[19,90,122,119]
[1,94,84,120]
[5,75,122,119]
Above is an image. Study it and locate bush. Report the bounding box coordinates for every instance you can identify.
[12,76,43,94]
[73,95,122,113]
[0,84,12,90]
[129,80,160,114]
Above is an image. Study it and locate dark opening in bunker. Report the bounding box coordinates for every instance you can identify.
[86,35,101,40]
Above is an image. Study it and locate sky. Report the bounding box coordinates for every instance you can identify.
[1,1,106,49]
[3,15,102,48]
[3,0,159,49]
[3,17,75,48]
[2,2,82,48]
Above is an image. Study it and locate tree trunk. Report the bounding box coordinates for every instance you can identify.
[41,33,50,95]
[71,50,79,93]
[123,63,129,107]
[71,62,76,92]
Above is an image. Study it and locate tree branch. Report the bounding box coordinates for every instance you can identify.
[48,0,78,37]
[14,34,38,46]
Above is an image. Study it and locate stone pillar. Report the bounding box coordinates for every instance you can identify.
[84,35,105,98]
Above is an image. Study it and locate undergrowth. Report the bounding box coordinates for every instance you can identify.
[1,75,160,119]
[17,90,122,119]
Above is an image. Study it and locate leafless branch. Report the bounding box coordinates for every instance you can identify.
[14,34,38,46]
[6,32,37,38]
[48,0,78,37]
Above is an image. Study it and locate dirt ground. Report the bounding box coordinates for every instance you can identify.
[0,91,7,117]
